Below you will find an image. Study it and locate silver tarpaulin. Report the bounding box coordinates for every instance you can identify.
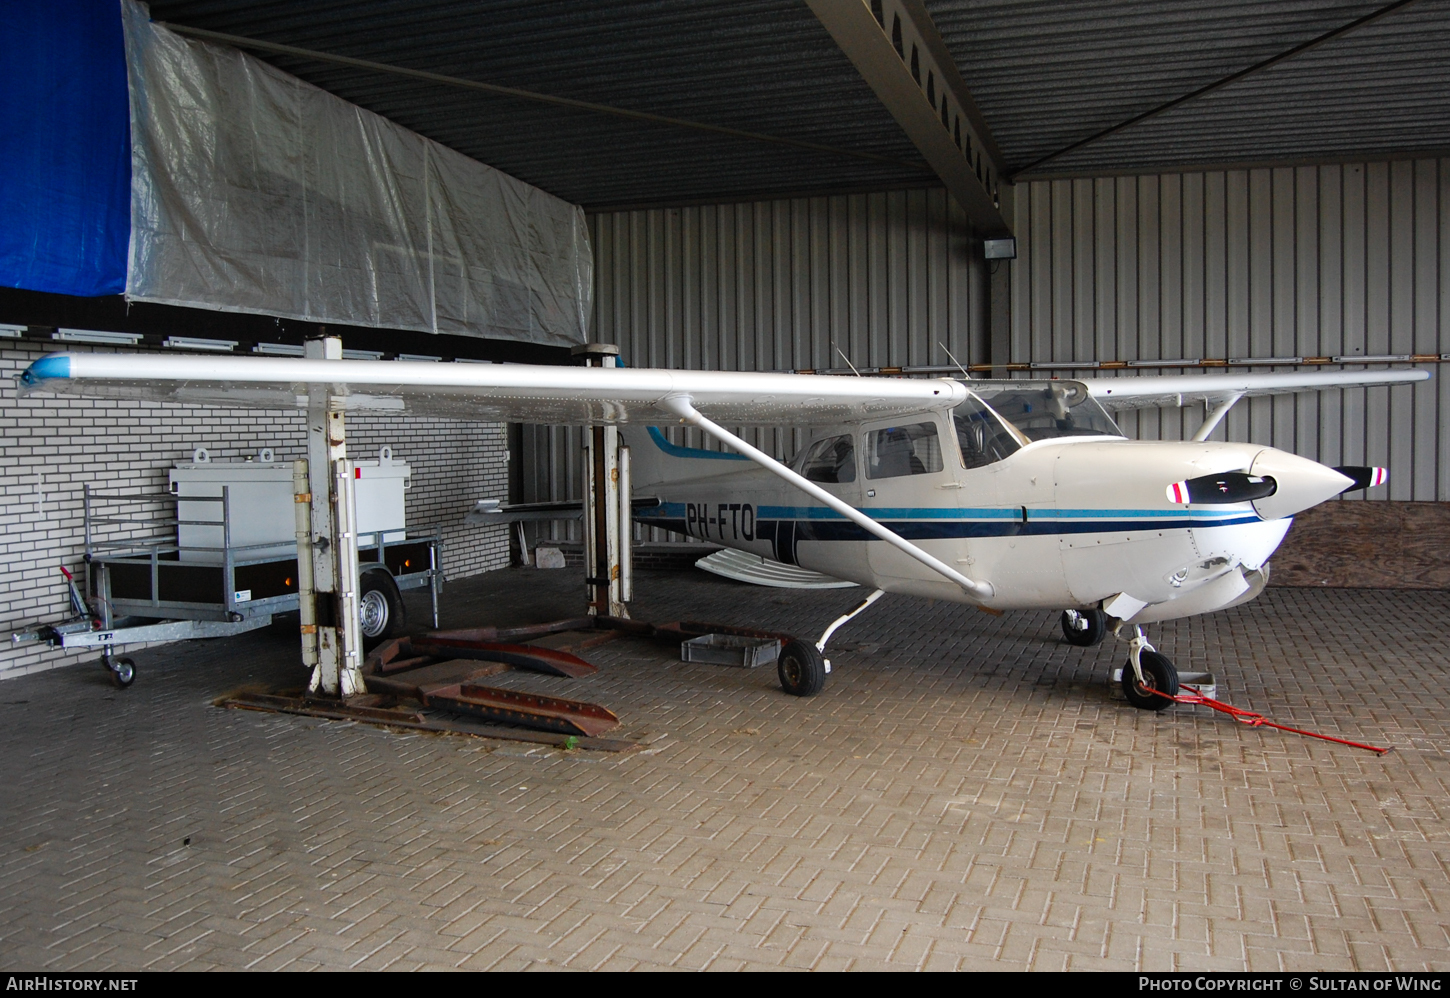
[121,0,590,347]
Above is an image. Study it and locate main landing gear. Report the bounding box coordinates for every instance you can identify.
[1060,608,1107,646]
[781,589,886,697]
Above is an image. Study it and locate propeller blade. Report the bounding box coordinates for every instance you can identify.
[1332,466,1388,492]
[1166,472,1278,505]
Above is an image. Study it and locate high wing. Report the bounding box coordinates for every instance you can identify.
[17,352,967,426]
[1079,369,1430,410]
[17,351,1430,424]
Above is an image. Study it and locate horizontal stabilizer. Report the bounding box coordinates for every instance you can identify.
[695,548,858,589]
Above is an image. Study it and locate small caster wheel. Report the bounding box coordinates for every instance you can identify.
[1061,608,1107,647]
[110,656,136,689]
[777,639,827,698]
[1122,650,1177,711]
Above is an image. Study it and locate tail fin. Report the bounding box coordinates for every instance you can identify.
[620,424,751,491]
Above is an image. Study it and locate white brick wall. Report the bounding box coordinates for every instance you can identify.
[0,341,510,679]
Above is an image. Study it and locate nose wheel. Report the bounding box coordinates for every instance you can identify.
[1121,628,1178,711]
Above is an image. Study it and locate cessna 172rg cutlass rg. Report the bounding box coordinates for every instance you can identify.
[18,351,1428,710]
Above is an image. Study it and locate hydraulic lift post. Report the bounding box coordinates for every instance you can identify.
[573,343,630,618]
[302,335,365,696]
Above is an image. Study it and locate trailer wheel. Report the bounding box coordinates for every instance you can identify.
[110,656,136,689]
[359,570,406,650]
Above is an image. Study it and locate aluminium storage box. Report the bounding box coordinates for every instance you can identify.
[169,447,410,563]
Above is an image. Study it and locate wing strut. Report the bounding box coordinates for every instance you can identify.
[1191,392,1243,441]
[657,396,995,602]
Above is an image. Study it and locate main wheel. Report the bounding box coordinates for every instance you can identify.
[1061,608,1107,647]
[777,640,827,698]
[1121,650,1178,711]
[359,571,406,650]
[110,656,136,689]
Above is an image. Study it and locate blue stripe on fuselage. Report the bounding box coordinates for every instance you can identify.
[647,426,749,460]
[634,501,1259,540]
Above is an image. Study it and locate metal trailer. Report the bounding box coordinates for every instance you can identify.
[10,485,442,688]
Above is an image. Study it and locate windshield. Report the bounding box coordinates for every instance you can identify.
[969,381,1123,442]
[953,396,1023,469]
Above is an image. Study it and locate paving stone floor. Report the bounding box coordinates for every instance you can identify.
[1,569,1449,971]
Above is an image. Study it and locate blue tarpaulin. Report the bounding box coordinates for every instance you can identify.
[0,0,130,297]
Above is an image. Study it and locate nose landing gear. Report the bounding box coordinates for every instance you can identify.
[1121,626,1178,711]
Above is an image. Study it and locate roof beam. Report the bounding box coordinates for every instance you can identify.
[808,0,1010,237]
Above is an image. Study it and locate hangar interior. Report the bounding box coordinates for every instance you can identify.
[3,0,1450,973]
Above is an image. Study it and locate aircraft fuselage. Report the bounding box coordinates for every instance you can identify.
[635,417,1350,624]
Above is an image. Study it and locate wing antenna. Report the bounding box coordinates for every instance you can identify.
[832,342,862,377]
[939,341,971,380]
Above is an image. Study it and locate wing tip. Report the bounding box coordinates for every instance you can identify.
[18,353,71,391]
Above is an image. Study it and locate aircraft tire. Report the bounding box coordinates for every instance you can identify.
[777,640,827,697]
[359,570,406,651]
[1122,650,1178,711]
[110,656,136,689]
[1061,609,1108,647]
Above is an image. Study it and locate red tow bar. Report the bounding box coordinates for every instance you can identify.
[1159,684,1391,755]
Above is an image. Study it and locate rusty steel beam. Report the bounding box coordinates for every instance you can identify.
[410,638,598,679]
[426,683,620,737]
[808,0,1011,237]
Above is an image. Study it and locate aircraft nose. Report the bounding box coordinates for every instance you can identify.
[1248,448,1355,520]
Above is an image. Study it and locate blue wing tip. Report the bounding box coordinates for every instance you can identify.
[18,354,71,388]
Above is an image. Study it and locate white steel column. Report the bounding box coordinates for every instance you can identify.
[575,343,628,618]
[293,458,317,672]
[302,335,365,696]
[618,442,633,604]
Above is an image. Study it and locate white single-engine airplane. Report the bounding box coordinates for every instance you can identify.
[19,351,1428,710]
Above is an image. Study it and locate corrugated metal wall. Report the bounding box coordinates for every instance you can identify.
[1011,158,1450,501]
[520,187,988,540]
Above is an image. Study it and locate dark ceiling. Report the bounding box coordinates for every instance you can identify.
[926,0,1450,177]
[145,0,932,208]
[146,0,1450,208]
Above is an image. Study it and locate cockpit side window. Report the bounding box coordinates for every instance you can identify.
[866,422,943,479]
[800,434,857,483]
[953,396,1023,469]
